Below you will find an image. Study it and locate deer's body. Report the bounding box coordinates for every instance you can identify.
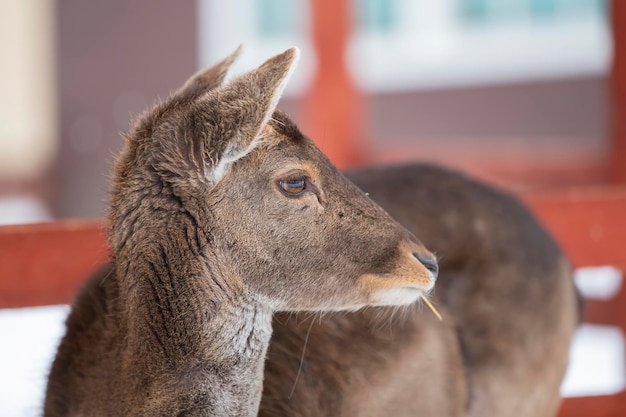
[44,48,578,417]
[262,164,578,417]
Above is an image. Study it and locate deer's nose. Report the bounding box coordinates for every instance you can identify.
[413,252,439,280]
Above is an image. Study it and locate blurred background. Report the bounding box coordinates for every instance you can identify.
[1,2,625,416]
[0,0,614,224]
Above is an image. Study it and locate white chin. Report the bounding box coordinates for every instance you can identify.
[370,287,422,306]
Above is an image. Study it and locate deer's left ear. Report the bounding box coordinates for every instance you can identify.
[176,45,243,100]
[127,46,243,142]
[198,47,300,183]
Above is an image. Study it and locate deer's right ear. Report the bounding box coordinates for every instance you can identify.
[197,47,299,183]
[176,45,243,100]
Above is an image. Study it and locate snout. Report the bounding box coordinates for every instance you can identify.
[360,239,439,307]
[399,241,437,292]
[412,251,439,282]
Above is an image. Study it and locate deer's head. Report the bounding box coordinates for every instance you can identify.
[109,47,438,312]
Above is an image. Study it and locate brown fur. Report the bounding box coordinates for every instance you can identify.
[261,164,579,417]
[44,49,437,416]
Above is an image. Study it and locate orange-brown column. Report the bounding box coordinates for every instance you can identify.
[611,0,626,183]
[303,0,365,168]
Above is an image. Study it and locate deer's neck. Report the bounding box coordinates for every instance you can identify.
[112,223,272,416]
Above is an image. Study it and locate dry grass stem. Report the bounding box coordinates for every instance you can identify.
[421,295,442,321]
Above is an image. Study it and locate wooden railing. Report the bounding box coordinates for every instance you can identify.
[1,187,625,415]
[524,187,626,416]
[0,219,108,308]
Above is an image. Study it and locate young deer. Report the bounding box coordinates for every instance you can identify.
[262,165,579,417]
[44,48,440,416]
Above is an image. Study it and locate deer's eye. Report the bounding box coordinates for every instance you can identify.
[278,177,306,196]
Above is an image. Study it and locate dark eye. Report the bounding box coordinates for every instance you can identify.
[278,177,306,196]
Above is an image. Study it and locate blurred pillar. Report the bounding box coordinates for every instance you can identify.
[611,0,626,183]
[303,0,364,168]
[0,1,58,181]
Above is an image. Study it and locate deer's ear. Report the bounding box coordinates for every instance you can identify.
[176,45,242,100]
[199,47,299,183]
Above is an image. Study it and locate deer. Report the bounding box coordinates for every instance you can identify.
[43,47,440,417]
[44,47,580,417]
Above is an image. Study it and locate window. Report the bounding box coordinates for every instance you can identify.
[198,0,611,94]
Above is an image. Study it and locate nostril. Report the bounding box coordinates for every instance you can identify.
[413,252,439,278]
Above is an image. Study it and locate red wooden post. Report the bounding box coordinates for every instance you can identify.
[611,0,626,183]
[523,187,626,329]
[303,0,364,168]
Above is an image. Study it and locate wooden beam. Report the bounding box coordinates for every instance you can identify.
[0,219,108,308]
[522,187,626,267]
[559,392,626,417]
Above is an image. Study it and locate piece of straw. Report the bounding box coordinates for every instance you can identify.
[421,294,442,321]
